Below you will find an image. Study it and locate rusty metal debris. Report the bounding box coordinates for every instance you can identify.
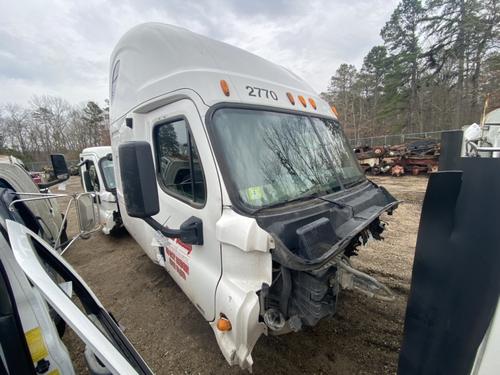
[354,139,440,176]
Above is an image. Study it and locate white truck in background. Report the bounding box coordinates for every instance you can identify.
[462,108,500,158]
[109,23,398,370]
[79,146,123,235]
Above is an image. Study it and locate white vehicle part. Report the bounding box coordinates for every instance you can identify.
[212,208,272,370]
[79,148,121,235]
[471,299,500,375]
[216,208,272,254]
[114,99,223,321]
[100,191,117,204]
[361,157,379,168]
[0,230,74,374]
[7,220,141,375]
[0,160,62,242]
[99,192,118,235]
[486,125,500,158]
[463,110,500,158]
[464,123,482,141]
[109,24,331,124]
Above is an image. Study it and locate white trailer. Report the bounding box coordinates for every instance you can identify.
[79,146,123,235]
[109,23,398,370]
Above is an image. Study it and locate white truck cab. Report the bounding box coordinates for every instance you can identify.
[79,146,123,235]
[110,23,398,370]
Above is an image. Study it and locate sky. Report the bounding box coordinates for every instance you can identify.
[0,0,398,107]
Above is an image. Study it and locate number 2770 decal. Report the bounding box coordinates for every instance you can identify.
[246,86,278,100]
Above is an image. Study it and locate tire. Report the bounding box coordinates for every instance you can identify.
[109,225,127,237]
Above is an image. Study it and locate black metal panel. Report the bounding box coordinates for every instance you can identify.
[439,130,463,171]
[398,158,500,375]
[258,181,397,267]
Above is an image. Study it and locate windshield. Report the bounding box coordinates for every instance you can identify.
[99,158,116,190]
[211,108,364,209]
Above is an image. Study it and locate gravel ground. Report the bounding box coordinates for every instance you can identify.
[60,175,429,374]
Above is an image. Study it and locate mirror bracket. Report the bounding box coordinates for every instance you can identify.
[8,191,101,255]
[143,217,181,238]
[180,216,204,245]
[143,216,203,245]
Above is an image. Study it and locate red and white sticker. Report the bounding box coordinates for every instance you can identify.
[164,238,191,280]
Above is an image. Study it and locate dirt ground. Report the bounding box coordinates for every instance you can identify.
[60,175,429,374]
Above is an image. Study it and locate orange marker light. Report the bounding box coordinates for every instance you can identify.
[298,95,307,108]
[217,316,232,331]
[286,92,295,105]
[331,105,339,117]
[220,80,230,97]
[308,98,317,110]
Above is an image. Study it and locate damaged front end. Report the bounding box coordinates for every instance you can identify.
[257,180,399,334]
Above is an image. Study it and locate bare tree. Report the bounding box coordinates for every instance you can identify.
[1,103,32,153]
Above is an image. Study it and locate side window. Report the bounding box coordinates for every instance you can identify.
[155,119,206,204]
[83,161,100,192]
[98,158,116,190]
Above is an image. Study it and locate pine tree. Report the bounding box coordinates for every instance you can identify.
[381,0,424,133]
[423,0,499,126]
[82,101,105,146]
[326,64,358,138]
[360,46,389,133]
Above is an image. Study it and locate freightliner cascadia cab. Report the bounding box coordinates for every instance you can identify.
[109,23,398,370]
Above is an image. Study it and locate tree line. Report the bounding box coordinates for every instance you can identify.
[321,0,500,142]
[0,96,109,163]
[1,0,498,163]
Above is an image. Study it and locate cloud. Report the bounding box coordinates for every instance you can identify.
[0,0,398,105]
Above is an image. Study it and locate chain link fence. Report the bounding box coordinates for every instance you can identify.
[349,129,461,148]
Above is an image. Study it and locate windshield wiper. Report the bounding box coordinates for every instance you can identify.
[343,178,366,189]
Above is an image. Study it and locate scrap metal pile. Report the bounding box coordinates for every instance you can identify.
[354,139,440,176]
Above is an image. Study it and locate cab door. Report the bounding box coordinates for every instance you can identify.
[149,100,222,321]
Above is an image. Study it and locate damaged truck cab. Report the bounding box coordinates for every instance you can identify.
[110,23,398,370]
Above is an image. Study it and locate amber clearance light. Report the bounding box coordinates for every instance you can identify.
[220,80,230,97]
[308,98,317,110]
[298,95,307,108]
[216,315,232,331]
[331,105,339,117]
[286,92,295,105]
